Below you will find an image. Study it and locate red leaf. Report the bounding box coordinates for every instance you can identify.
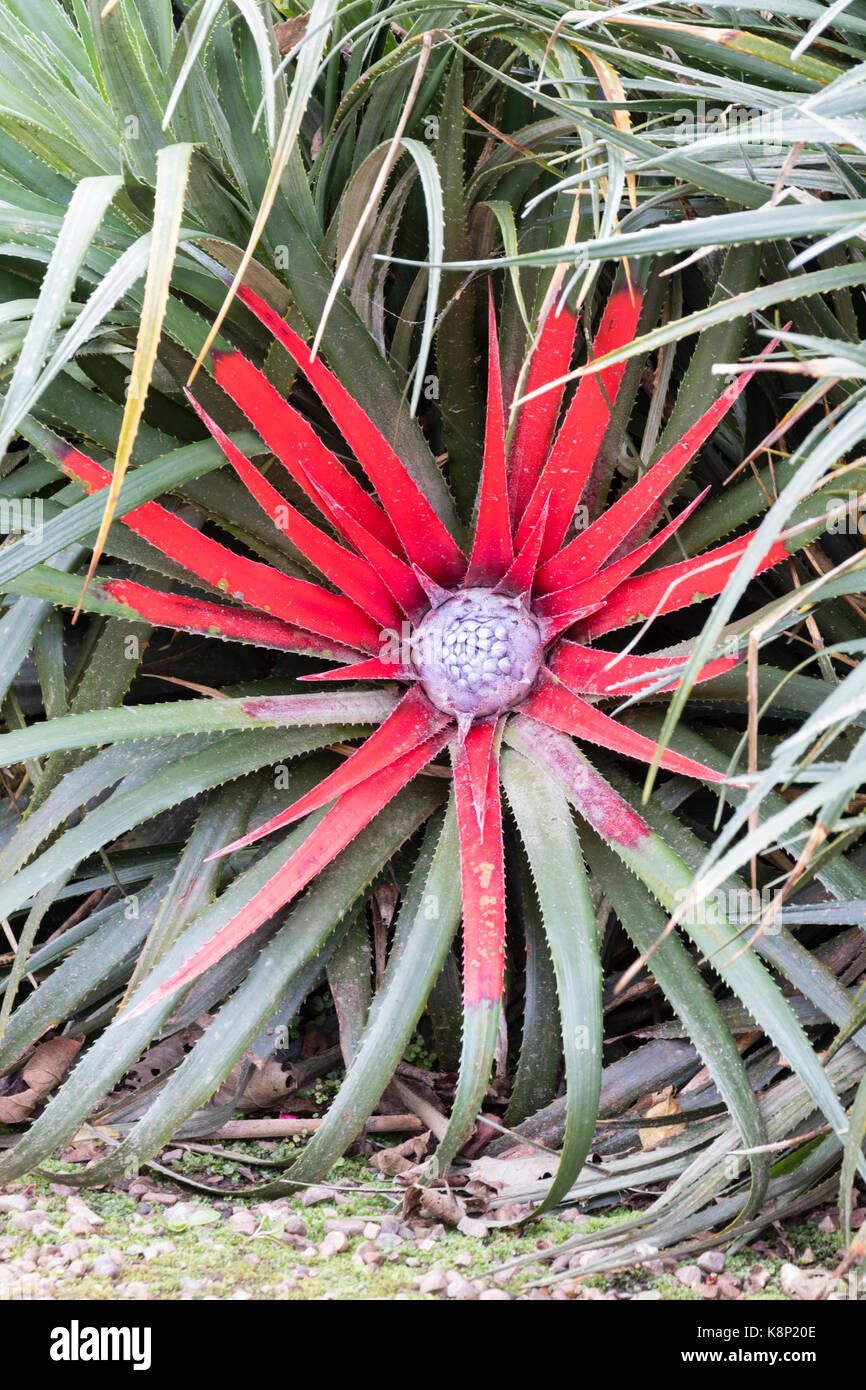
[521,670,733,783]
[508,300,577,525]
[509,713,649,848]
[231,285,468,585]
[465,290,513,586]
[210,688,451,858]
[544,337,781,588]
[579,532,790,640]
[515,284,643,564]
[123,729,451,1021]
[187,392,402,629]
[100,579,358,659]
[535,487,708,598]
[57,444,381,652]
[494,494,550,597]
[299,655,415,683]
[211,349,398,552]
[311,484,428,622]
[453,724,506,1006]
[548,640,738,697]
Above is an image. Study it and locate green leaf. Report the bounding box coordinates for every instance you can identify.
[506,717,863,1178]
[504,851,562,1127]
[0,724,372,927]
[840,1070,866,1247]
[582,826,769,1219]
[83,142,194,586]
[0,689,396,763]
[284,802,462,1184]
[0,174,121,458]
[502,747,603,1214]
[17,774,446,1186]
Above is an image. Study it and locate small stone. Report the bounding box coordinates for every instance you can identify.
[66,1196,103,1226]
[417,1238,436,1253]
[479,1289,511,1300]
[300,1185,334,1207]
[676,1263,702,1288]
[91,1256,122,1280]
[319,1230,349,1258]
[281,1234,315,1254]
[697,1250,726,1274]
[375,1231,403,1251]
[143,1190,178,1206]
[453,1251,473,1268]
[59,1240,86,1260]
[229,1210,258,1236]
[324,1218,365,1236]
[63,1216,95,1236]
[123,1281,151,1300]
[718,1275,743,1300]
[0,1194,31,1213]
[446,1277,477,1300]
[457,1216,488,1239]
[363,1222,381,1240]
[68,1259,90,1278]
[418,1268,448,1294]
[283,1216,308,1237]
[180,1277,207,1293]
[9,1210,43,1231]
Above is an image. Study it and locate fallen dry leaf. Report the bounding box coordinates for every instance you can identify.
[466,1148,559,1190]
[402,1182,466,1227]
[638,1086,686,1151]
[369,1132,431,1176]
[779,1262,834,1300]
[0,1037,82,1123]
[274,14,309,53]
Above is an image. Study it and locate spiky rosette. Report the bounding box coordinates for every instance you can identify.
[40,270,799,1179]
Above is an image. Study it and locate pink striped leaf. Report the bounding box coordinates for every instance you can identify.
[187,391,402,629]
[209,688,450,859]
[579,533,791,640]
[535,488,708,599]
[311,484,429,622]
[540,338,781,592]
[549,640,738,698]
[57,444,381,652]
[123,729,451,1021]
[211,348,398,552]
[452,722,506,1007]
[299,655,416,683]
[508,301,578,524]
[515,285,643,564]
[100,579,359,659]
[521,670,733,783]
[465,290,513,586]
[494,493,550,598]
[231,285,468,585]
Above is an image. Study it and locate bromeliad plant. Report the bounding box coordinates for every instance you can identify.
[2,263,856,1205]
[1,1,865,1228]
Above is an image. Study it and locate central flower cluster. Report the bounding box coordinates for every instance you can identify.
[413,587,544,719]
